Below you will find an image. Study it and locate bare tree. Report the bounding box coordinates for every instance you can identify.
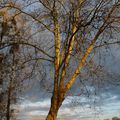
[0,0,120,120]
[0,2,33,120]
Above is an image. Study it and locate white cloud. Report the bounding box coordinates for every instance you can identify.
[18,99,50,110]
[16,95,120,120]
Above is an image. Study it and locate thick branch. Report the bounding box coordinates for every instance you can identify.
[63,3,118,92]
[59,0,84,89]
[64,24,106,92]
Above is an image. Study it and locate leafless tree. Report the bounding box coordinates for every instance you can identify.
[0,0,120,120]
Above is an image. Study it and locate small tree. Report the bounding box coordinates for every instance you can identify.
[0,2,31,120]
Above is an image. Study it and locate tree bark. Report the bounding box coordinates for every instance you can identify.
[6,87,11,120]
[46,93,64,120]
[46,96,58,120]
[46,108,58,120]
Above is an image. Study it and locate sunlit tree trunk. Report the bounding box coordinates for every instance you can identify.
[46,97,58,120]
[46,94,64,120]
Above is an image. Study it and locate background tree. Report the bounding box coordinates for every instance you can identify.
[0,2,35,120]
[0,1,49,119]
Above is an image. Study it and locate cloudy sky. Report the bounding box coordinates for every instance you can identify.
[15,76,120,120]
[16,89,120,120]
[14,45,120,120]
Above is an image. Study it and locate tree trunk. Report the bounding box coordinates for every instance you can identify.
[6,87,11,120]
[46,107,58,120]
[46,97,58,120]
[46,94,64,120]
